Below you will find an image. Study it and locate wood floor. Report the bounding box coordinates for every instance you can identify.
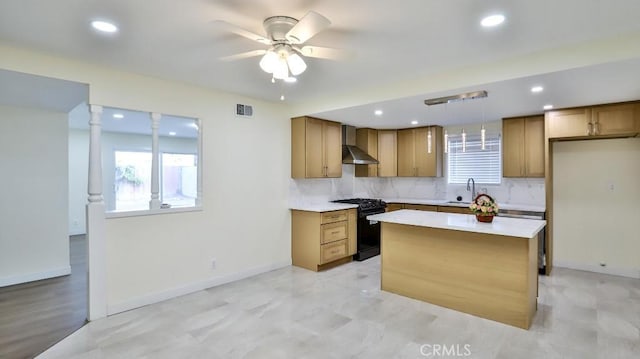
[0,235,87,359]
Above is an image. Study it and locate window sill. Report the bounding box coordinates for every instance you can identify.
[106,206,203,219]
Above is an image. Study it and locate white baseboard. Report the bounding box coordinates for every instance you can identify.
[0,266,72,287]
[107,260,292,316]
[554,260,640,279]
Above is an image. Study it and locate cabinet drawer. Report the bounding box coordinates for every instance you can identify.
[321,221,348,244]
[321,210,348,224]
[320,239,348,264]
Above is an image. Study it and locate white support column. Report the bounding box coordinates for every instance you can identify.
[196,118,203,207]
[86,104,107,320]
[149,112,161,209]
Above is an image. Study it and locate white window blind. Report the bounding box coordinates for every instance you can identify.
[447,134,501,184]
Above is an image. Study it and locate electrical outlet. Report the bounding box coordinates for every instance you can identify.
[211,258,217,270]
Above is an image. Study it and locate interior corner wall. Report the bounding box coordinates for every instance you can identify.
[0,104,70,286]
[69,128,89,235]
[553,138,640,278]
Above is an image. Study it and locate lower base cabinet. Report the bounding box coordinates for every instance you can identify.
[291,209,357,271]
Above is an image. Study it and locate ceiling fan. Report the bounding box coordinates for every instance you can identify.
[215,11,345,80]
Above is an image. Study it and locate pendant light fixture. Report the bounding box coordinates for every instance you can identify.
[480,97,487,150]
[461,129,467,153]
[427,127,432,154]
[444,130,448,154]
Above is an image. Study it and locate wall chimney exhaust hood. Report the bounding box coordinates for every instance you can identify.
[341,125,378,165]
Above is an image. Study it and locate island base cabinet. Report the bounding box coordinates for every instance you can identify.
[380,223,537,329]
[291,209,357,271]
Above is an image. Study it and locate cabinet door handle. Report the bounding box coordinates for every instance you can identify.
[330,230,340,235]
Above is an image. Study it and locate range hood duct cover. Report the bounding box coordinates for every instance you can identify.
[341,125,379,165]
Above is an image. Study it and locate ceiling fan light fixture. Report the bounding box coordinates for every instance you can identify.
[287,53,307,75]
[273,58,290,79]
[259,50,279,73]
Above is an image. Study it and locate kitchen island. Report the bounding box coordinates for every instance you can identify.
[367,210,546,329]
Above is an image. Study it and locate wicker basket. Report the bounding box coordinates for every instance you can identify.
[472,194,496,223]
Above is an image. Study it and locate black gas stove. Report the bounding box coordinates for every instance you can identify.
[332,198,387,215]
[332,198,386,261]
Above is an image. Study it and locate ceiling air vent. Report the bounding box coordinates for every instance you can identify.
[236,104,253,117]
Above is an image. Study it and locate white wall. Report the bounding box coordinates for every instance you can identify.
[553,138,640,278]
[0,105,70,286]
[0,42,291,313]
[68,128,89,235]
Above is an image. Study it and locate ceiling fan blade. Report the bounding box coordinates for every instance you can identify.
[299,46,350,60]
[285,11,331,44]
[213,20,271,45]
[220,49,267,62]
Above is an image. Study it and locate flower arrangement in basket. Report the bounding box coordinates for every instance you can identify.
[469,194,499,223]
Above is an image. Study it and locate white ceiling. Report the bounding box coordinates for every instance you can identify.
[1,1,640,128]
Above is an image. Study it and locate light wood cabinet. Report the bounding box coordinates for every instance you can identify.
[291,116,342,178]
[590,103,639,136]
[377,130,397,177]
[388,203,444,212]
[397,126,443,177]
[404,204,438,212]
[437,206,469,214]
[291,209,357,271]
[546,108,591,138]
[503,115,544,178]
[546,102,640,139]
[355,128,378,177]
[386,203,404,212]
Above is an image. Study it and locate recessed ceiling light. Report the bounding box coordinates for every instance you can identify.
[91,20,118,33]
[411,120,418,125]
[169,131,177,136]
[280,95,285,101]
[112,113,124,119]
[543,104,553,110]
[374,110,383,116]
[531,86,544,93]
[284,77,297,83]
[481,14,505,27]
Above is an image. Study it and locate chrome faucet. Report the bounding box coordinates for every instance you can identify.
[466,178,476,202]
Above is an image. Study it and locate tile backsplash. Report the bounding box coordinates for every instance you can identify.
[290,165,545,207]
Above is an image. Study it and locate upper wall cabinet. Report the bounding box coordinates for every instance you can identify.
[355,128,378,177]
[291,116,342,178]
[546,102,640,139]
[377,130,397,177]
[397,126,443,177]
[590,103,639,136]
[503,116,545,178]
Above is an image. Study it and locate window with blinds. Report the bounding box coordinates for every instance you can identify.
[447,134,501,184]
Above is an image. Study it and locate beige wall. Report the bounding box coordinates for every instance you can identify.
[0,42,292,311]
[553,138,640,278]
[0,105,70,286]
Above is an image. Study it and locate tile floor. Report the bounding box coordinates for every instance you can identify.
[39,257,640,359]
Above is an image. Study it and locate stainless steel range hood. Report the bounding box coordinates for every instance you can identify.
[341,125,379,165]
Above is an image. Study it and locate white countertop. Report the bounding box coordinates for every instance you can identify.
[382,198,545,213]
[367,209,546,239]
[290,203,359,212]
